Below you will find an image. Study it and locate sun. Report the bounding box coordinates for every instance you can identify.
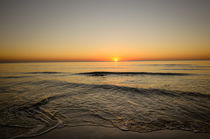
[114,58,119,62]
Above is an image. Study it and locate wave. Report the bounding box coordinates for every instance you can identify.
[145,64,210,68]
[163,69,210,71]
[0,76,31,79]
[25,72,63,74]
[22,80,210,99]
[12,95,66,112]
[1,80,210,138]
[22,71,192,76]
[78,71,190,76]
[7,95,65,139]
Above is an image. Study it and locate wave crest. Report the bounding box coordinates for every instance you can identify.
[78,71,190,76]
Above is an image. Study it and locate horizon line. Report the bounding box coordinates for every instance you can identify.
[0,59,210,63]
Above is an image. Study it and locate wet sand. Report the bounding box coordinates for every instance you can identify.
[32,126,210,139]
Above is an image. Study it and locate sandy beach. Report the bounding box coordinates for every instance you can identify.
[32,126,210,139]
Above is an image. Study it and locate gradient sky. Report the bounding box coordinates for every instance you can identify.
[0,0,210,62]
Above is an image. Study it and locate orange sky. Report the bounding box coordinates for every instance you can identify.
[0,0,210,62]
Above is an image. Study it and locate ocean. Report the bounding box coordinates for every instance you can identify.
[0,60,210,138]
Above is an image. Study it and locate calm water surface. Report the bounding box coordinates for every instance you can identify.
[0,61,210,138]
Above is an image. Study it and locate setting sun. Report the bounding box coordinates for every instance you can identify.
[114,58,119,62]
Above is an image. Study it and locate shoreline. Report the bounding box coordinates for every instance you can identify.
[30,126,210,139]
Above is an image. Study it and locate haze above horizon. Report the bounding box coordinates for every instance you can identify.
[0,0,210,62]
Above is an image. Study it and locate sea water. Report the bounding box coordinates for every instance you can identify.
[0,60,210,138]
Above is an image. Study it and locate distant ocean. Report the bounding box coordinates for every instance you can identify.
[0,60,210,138]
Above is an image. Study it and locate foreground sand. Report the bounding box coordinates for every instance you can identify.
[31,126,210,139]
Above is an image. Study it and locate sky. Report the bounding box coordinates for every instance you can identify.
[0,0,210,62]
